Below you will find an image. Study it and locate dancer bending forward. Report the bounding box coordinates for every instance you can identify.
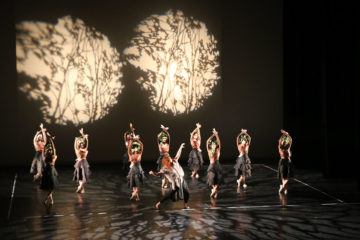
[149,143,189,209]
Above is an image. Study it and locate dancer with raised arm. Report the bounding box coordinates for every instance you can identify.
[206,129,223,198]
[149,143,189,209]
[127,136,145,201]
[278,129,293,194]
[188,123,203,178]
[73,128,90,194]
[40,130,58,205]
[30,123,46,181]
[157,125,170,188]
[123,123,135,171]
[234,129,252,188]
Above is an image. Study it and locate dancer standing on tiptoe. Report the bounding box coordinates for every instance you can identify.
[127,135,145,201]
[73,128,90,194]
[157,125,170,188]
[278,129,293,195]
[40,130,58,205]
[188,123,203,179]
[206,128,223,198]
[234,129,252,188]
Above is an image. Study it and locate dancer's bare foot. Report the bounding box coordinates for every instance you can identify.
[243,184,247,189]
[195,174,199,179]
[155,202,160,209]
[210,188,216,198]
[184,204,190,209]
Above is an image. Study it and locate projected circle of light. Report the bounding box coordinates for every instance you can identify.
[124,10,220,115]
[16,16,124,125]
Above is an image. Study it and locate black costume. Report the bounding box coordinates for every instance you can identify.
[188,148,203,171]
[40,156,58,191]
[156,153,165,171]
[73,158,91,183]
[123,151,129,171]
[234,153,252,177]
[207,160,223,186]
[277,157,294,181]
[127,161,145,188]
[30,151,45,176]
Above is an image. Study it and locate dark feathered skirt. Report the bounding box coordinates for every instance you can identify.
[40,164,58,191]
[207,160,223,186]
[156,154,165,171]
[278,158,294,180]
[234,154,252,177]
[171,177,189,202]
[127,162,145,188]
[30,151,45,175]
[123,151,129,171]
[73,158,91,183]
[188,148,203,171]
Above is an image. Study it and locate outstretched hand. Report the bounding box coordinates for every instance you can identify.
[241,129,247,133]
[212,128,218,135]
[281,129,288,135]
[196,123,202,129]
[180,143,185,149]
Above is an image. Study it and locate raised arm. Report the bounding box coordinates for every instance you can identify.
[74,137,78,152]
[33,131,40,146]
[174,143,185,161]
[214,129,221,152]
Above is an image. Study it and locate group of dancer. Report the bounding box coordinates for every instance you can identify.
[31,122,293,209]
[31,124,90,205]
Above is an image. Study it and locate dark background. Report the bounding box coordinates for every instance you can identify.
[0,0,358,178]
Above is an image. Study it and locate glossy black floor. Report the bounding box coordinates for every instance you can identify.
[1,162,360,239]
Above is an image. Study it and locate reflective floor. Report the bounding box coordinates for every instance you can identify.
[1,163,360,239]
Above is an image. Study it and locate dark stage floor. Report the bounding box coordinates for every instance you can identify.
[1,163,360,239]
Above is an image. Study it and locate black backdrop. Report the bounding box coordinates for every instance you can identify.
[0,0,285,167]
[284,0,359,177]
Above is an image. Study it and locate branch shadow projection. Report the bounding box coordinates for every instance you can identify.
[124,10,220,116]
[16,16,124,126]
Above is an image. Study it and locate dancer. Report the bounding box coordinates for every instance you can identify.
[157,125,170,188]
[127,136,144,201]
[123,123,135,171]
[73,128,90,193]
[206,129,223,198]
[234,129,252,188]
[278,129,293,194]
[188,123,203,178]
[149,143,189,209]
[40,131,58,205]
[30,123,46,181]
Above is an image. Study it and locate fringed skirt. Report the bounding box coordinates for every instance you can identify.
[73,158,91,183]
[30,151,45,175]
[40,164,58,191]
[156,154,165,171]
[188,148,203,171]
[171,177,189,202]
[234,154,252,177]
[123,151,129,171]
[207,161,223,186]
[127,163,145,188]
[278,158,294,181]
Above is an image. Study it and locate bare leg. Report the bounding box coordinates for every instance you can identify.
[282,179,289,194]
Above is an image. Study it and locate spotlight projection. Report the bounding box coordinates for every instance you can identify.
[124,10,220,115]
[16,16,124,125]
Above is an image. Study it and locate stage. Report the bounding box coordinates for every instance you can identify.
[1,163,360,239]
